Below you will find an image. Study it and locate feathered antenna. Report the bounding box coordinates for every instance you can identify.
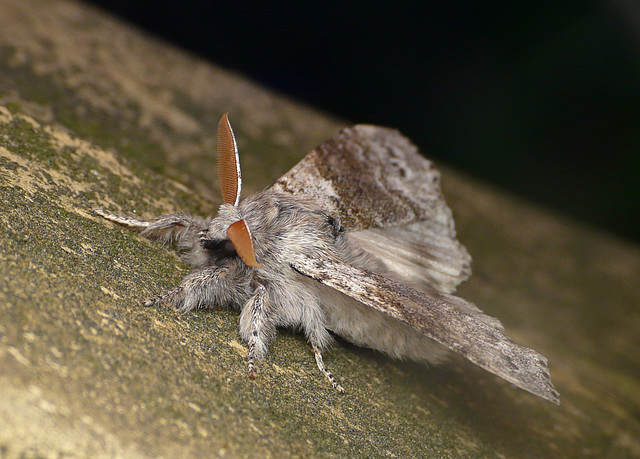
[217,113,242,206]
[227,219,260,267]
[216,114,260,267]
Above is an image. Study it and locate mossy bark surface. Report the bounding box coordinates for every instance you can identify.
[1,1,639,457]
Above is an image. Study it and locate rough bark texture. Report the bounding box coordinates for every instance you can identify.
[1,1,639,457]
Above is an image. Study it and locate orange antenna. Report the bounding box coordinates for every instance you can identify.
[217,113,242,206]
[227,219,260,267]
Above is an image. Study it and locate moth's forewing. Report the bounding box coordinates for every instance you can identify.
[272,125,452,232]
[271,125,472,294]
[291,255,560,404]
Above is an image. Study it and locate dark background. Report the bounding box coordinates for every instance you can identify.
[86,0,640,243]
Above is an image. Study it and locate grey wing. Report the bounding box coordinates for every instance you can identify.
[348,222,471,294]
[291,255,560,404]
[271,124,470,293]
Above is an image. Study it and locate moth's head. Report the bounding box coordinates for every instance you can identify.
[210,113,260,268]
[205,114,345,270]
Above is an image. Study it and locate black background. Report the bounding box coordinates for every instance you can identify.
[86,0,640,243]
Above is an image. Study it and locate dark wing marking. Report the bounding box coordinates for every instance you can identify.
[291,254,560,404]
[272,125,452,233]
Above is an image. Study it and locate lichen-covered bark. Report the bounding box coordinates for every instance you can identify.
[1,0,639,457]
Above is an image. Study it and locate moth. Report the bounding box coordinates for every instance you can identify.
[95,114,559,403]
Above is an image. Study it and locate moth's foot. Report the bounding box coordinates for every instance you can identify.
[313,345,345,394]
[142,297,157,307]
[247,341,257,379]
[247,363,256,380]
[141,286,183,308]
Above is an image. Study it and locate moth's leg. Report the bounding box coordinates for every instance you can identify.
[243,283,269,379]
[93,208,149,229]
[142,285,183,308]
[141,213,205,240]
[143,266,228,313]
[312,344,345,394]
[94,209,206,242]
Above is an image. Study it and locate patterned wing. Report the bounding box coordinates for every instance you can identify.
[271,125,470,293]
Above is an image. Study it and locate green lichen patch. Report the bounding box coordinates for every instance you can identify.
[0,104,215,220]
[0,44,171,172]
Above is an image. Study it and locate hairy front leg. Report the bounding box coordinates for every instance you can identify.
[93,209,208,243]
[144,266,250,313]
